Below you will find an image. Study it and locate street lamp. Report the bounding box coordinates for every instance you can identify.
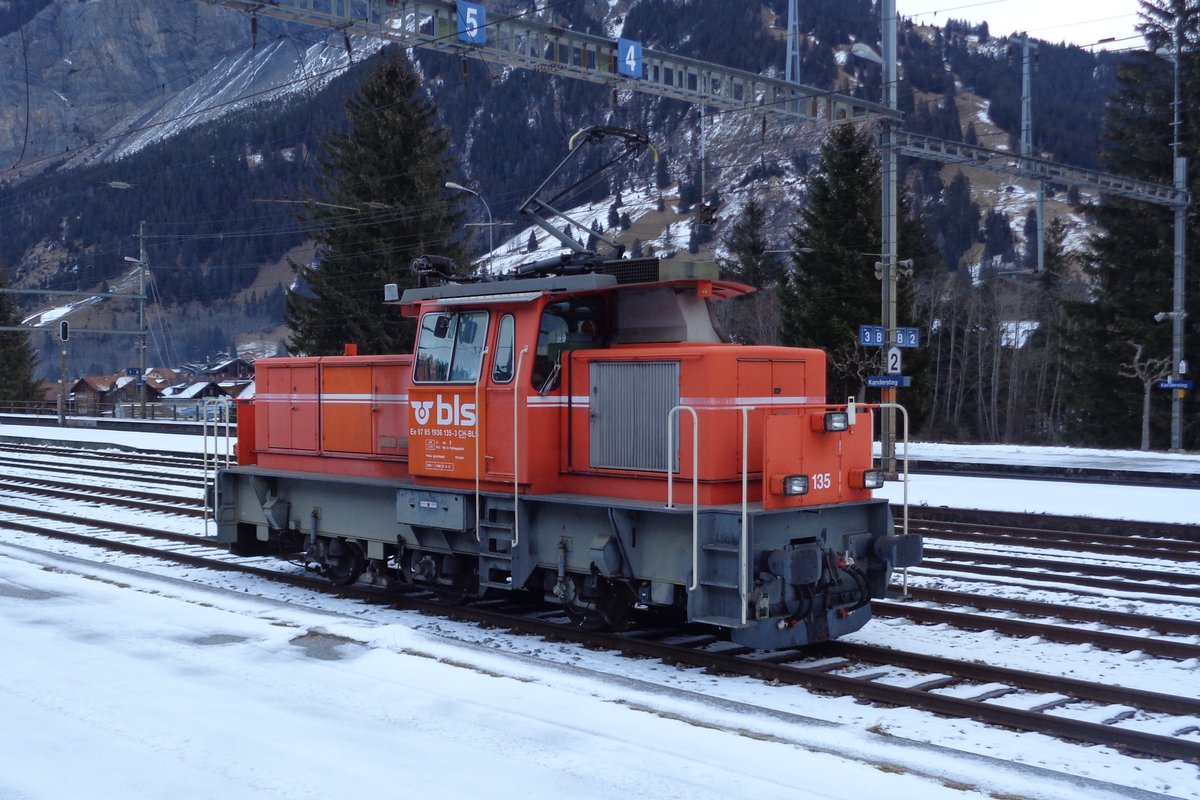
[445,181,493,267]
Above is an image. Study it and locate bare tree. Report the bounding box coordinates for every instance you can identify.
[1118,341,1172,451]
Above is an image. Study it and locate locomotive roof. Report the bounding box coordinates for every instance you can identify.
[391,257,754,313]
[396,272,617,306]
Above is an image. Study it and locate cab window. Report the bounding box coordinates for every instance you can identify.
[414,311,489,383]
[492,314,516,383]
[531,298,605,392]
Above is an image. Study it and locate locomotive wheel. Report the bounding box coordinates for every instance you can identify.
[561,577,635,631]
[322,540,365,586]
[428,572,479,606]
[410,552,478,605]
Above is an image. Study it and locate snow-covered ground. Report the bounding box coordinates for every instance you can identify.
[1,423,1198,799]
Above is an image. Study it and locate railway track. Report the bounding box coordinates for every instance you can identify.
[0,464,1197,764]
[0,477,205,516]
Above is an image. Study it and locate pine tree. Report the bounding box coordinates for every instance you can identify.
[718,196,780,287]
[778,124,940,412]
[717,196,782,344]
[1060,0,1199,448]
[0,265,42,404]
[284,49,466,356]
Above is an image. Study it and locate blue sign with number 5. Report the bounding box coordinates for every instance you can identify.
[457,1,486,44]
[617,38,643,78]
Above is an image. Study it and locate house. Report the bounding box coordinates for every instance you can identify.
[70,374,162,416]
[200,358,254,382]
[160,380,228,404]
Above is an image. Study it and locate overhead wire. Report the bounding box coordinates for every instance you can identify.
[7,0,1158,295]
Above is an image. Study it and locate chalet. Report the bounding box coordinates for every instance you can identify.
[200,358,254,382]
[70,374,162,416]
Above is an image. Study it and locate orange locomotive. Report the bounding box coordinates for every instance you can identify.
[216,257,920,648]
[214,128,921,648]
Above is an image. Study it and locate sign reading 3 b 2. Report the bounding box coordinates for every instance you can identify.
[457,1,486,44]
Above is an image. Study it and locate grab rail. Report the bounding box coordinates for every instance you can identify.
[669,400,894,622]
[512,346,529,547]
[850,398,912,595]
[737,405,752,626]
[473,346,489,542]
[665,405,699,590]
[667,404,751,620]
[201,397,234,537]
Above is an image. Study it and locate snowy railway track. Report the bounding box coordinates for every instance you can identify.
[1,498,1197,763]
[910,516,1200,560]
[1,444,1198,763]
[915,546,1200,596]
[0,476,205,517]
[0,441,209,470]
[0,454,205,488]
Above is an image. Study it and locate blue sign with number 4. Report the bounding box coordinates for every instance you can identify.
[617,38,643,78]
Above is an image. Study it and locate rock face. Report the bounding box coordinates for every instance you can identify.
[0,0,248,175]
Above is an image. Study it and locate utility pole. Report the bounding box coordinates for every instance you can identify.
[121,222,150,418]
[139,221,147,417]
[1169,14,1188,452]
[786,0,802,115]
[1019,35,1045,272]
[879,0,899,476]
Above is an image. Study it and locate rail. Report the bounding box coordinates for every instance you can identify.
[473,346,490,542]
[511,346,529,547]
[201,397,235,536]
[667,404,751,622]
[852,399,912,595]
[668,401,905,616]
[665,405,699,591]
[737,406,751,626]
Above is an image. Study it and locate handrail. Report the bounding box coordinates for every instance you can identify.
[665,404,700,591]
[738,405,753,626]
[512,346,529,547]
[850,397,912,596]
[474,346,489,542]
[876,401,911,597]
[201,397,234,537]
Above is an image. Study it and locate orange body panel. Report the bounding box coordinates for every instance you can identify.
[408,385,480,479]
[761,413,874,510]
[248,355,413,481]
[241,292,877,508]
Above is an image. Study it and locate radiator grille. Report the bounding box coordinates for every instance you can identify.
[589,361,680,471]
[598,257,661,285]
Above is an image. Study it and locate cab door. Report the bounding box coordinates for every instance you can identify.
[408,310,488,479]
[484,313,517,478]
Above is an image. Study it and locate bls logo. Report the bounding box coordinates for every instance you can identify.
[411,395,477,427]
[411,400,434,425]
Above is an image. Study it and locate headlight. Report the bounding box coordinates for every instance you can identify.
[823,411,849,432]
[780,474,809,495]
[852,469,885,489]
